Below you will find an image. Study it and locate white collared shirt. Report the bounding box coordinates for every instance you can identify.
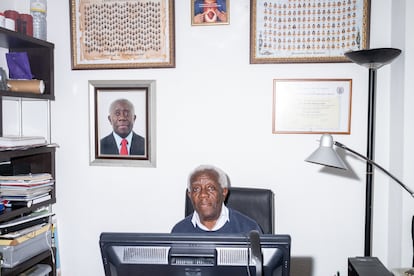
[190,204,229,231]
[112,132,133,153]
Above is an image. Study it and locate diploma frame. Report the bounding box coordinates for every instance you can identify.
[272,79,352,134]
[250,0,371,64]
[69,0,175,69]
[88,80,156,167]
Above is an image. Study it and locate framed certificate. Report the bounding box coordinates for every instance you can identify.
[273,79,352,134]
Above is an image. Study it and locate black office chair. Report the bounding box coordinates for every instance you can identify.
[185,187,275,234]
[412,215,414,267]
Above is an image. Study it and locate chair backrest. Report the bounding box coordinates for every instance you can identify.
[185,187,275,234]
[412,215,414,266]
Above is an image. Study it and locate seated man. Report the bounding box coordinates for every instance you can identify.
[171,164,263,234]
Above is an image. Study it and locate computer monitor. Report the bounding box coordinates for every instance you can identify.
[99,232,291,276]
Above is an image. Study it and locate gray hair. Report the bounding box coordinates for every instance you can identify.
[187,164,229,191]
[109,98,135,114]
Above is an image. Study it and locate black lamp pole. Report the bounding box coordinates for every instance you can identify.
[364,66,377,257]
[344,48,402,257]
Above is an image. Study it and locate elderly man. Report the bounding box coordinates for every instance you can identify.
[171,164,262,233]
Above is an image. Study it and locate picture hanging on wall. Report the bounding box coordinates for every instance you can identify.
[250,0,371,63]
[70,0,175,69]
[89,80,156,167]
[272,78,352,134]
[191,0,230,25]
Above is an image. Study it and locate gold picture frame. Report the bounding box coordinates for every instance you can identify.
[70,0,175,69]
[273,78,352,134]
[191,0,230,26]
[250,0,371,64]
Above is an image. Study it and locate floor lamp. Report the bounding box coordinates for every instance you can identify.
[308,48,402,257]
[344,48,401,257]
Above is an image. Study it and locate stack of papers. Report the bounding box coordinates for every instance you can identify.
[0,136,46,148]
[0,173,53,207]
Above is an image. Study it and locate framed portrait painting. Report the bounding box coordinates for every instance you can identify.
[250,0,371,63]
[191,0,230,25]
[89,80,156,167]
[70,0,175,69]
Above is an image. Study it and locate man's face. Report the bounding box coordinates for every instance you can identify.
[108,101,136,138]
[188,172,228,223]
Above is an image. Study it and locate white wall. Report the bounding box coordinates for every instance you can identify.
[1,0,413,275]
[400,0,414,268]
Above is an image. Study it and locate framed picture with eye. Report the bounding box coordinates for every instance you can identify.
[89,80,156,167]
[70,0,175,69]
[191,0,230,25]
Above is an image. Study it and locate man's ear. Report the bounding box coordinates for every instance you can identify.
[107,115,111,123]
[222,187,229,199]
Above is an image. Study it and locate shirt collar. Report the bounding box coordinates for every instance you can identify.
[112,132,133,150]
[191,204,229,231]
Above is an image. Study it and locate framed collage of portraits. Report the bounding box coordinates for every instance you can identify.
[69,0,175,69]
[250,0,371,63]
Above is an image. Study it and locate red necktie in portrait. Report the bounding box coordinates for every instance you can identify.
[120,138,128,155]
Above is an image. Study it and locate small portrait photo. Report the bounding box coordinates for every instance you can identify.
[89,80,156,167]
[191,0,230,26]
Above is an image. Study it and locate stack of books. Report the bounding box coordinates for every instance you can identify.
[0,173,53,208]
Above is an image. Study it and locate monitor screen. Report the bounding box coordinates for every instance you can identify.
[99,232,291,276]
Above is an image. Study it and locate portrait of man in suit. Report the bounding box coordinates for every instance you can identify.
[100,98,146,156]
[90,80,156,167]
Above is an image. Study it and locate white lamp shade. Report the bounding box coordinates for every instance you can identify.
[305,134,348,170]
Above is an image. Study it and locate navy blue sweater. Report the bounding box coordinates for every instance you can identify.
[171,208,263,234]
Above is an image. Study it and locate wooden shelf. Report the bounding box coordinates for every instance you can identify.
[0,146,56,223]
[0,27,56,275]
[0,27,54,99]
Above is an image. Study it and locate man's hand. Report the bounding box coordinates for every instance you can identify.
[216,10,227,22]
[193,13,205,24]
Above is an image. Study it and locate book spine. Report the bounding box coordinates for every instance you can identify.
[3,194,51,208]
